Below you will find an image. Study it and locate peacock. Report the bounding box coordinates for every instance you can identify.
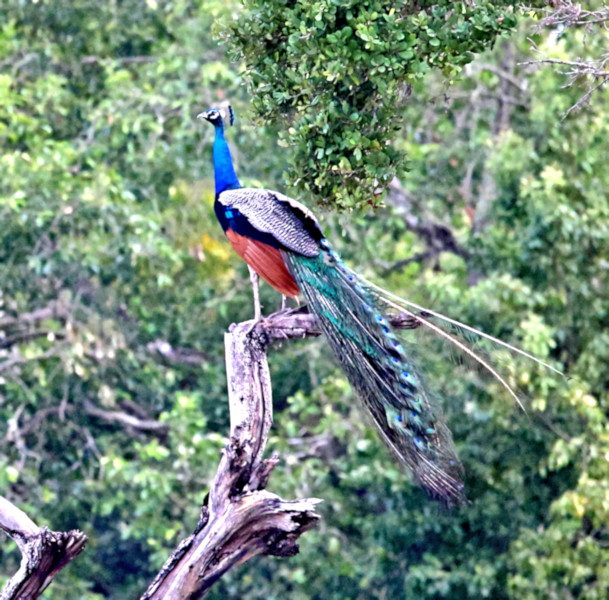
[198,106,561,506]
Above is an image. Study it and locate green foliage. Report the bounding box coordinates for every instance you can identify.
[222,0,519,209]
[0,1,266,596]
[1,2,608,599]
[212,13,609,600]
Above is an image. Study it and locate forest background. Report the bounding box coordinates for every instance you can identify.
[1,1,609,598]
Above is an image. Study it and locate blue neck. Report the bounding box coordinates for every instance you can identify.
[212,126,241,195]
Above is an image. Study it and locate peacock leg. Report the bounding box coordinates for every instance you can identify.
[281,295,287,311]
[248,265,262,321]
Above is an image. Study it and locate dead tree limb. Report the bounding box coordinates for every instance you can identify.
[524,1,609,115]
[140,314,323,600]
[141,307,425,600]
[0,496,87,600]
[0,306,423,600]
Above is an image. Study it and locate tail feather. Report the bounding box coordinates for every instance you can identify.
[284,241,465,505]
[363,278,564,378]
[377,294,528,412]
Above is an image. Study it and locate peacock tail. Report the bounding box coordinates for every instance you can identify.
[199,105,563,506]
[284,240,465,505]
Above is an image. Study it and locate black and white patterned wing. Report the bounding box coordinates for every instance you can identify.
[218,188,323,257]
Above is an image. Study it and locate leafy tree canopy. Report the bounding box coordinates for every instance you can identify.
[222,1,521,209]
[0,1,608,599]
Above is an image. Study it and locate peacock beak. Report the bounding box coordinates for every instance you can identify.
[196,112,210,121]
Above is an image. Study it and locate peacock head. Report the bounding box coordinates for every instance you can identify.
[197,106,234,128]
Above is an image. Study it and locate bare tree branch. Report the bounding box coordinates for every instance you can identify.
[0,496,87,600]
[140,307,426,599]
[0,302,70,330]
[533,1,609,29]
[524,1,609,114]
[141,314,323,600]
[146,339,211,366]
[520,55,609,117]
[83,401,170,436]
[0,307,425,599]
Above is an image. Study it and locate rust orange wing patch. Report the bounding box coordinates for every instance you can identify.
[225,229,301,298]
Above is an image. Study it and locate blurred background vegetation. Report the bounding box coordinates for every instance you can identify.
[1,1,608,598]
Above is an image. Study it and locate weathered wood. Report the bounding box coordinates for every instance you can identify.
[141,307,424,599]
[141,315,322,600]
[0,496,87,600]
[1,305,423,600]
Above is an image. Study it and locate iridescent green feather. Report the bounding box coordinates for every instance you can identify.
[284,241,465,505]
